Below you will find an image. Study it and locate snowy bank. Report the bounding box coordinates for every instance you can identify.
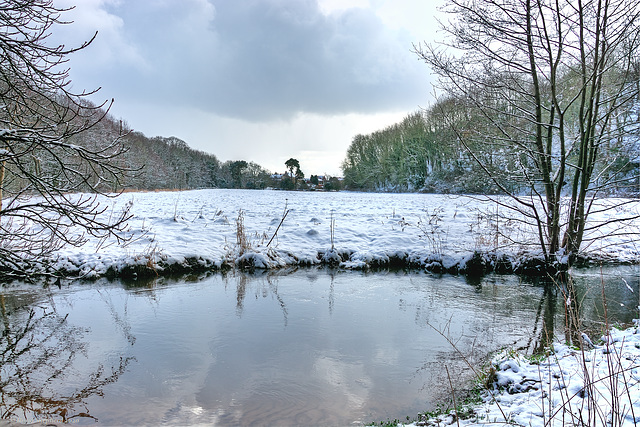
[407,324,640,426]
[37,189,640,279]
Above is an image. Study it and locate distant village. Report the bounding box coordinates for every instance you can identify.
[269,173,344,191]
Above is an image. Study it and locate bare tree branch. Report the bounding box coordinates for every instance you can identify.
[0,0,134,279]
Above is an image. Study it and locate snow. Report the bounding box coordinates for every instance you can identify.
[40,188,639,279]
[408,324,640,427]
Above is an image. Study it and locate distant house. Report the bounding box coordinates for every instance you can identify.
[271,173,342,191]
[305,175,325,190]
[271,173,285,183]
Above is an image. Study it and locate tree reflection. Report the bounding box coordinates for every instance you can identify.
[328,271,335,316]
[232,273,288,325]
[561,275,583,347]
[0,294,133,423]
[236,274,247,316]
[522,272,600,354]
[529,283,557,354]
[522,274,585,353]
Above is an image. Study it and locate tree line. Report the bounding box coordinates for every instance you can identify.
[1,107,276,195]
[341,110,473,193]
[118,129,273,191]
[343,88,639,196]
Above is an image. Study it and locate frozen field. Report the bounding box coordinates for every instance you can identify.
[50,189,640,278]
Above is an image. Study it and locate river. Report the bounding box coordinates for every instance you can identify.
[0,266,638,425]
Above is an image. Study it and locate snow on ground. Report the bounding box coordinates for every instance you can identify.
[47,189,640,278]
[409,324,640,427]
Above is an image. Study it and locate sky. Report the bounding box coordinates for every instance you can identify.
[54,0,445,176]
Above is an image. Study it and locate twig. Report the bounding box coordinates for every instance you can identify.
[445,366,461,427]
[266,200,290,248]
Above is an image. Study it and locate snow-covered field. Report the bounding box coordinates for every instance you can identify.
[49,189,640,279]
[411,325,640,427]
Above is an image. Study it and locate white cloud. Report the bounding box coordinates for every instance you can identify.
[317,0,370,15]
[55,0,148,72]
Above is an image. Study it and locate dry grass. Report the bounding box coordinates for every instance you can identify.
[236,209,250,255]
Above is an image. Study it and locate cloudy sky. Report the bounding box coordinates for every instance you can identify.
[55,0,444,176]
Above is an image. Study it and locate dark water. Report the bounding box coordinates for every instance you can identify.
[1,267,638,426]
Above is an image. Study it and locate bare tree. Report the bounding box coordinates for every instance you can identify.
[0,0,132,279]
[415,0,640,268]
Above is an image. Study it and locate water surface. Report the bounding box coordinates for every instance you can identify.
[1,267,638,425]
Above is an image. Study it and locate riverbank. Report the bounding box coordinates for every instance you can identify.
[11,189,638,281]
[405,324,640,427]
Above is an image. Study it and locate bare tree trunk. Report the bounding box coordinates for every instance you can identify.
[0,159,4,212]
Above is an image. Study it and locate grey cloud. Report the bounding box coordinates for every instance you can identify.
[72,0,429,121]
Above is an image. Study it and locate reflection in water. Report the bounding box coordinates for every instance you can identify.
[235,273,247,316]
[329,271,335,315]
[531,284,557,354]
[0,266,637,426]
[562,275,583,346]
[0,293,133,423]
[232,273,289,325]
[97,289,137,346]
[527,267,640,352]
